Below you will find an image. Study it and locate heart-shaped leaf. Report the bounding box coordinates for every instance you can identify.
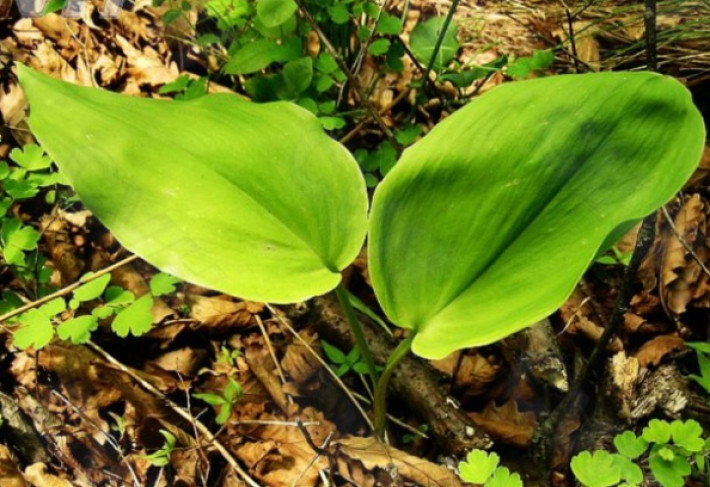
[18,65,367,304]
[369,72,705,359]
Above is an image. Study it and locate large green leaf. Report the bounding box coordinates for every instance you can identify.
[18,64,367,303]
[369,72,705,359]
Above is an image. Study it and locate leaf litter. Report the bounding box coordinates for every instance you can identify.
[0,0,709,486]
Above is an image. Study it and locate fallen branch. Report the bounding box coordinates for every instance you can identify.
[307,294,492,456]
[0,254,139,324]
[532,213,657,467]
[85,340,261,487]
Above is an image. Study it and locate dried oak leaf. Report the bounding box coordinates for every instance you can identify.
[431,351,500,396]
[232,408,334,487]
[635,334,686,368]
[245,344,290,413]
[280,329,322,384]
[334,436,464,487]
[188,294,263,330]
[148,347,206,376]
[469,400,537,448]
[660,194,707,315]
[559,288,622,351]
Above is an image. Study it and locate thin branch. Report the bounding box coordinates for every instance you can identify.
[266,304,375,431]
[532,213,657,464]
[644,0,658,71]
[0,255,139,324]
[560,0,580,72]
[294,0,400,150]
[255,315,289,386]
[422,0,460,92]
[85,340,260,487]
[340,88,411,144]
[661,205,710,280]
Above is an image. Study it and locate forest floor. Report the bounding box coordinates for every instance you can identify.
[1,0,710,486]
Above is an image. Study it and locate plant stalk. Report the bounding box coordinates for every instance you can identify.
[373,332,416,438]
[334,282,379,389]
[423,0,460,90]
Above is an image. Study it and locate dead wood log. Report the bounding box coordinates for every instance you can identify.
[305,294,492,456]
[500,319,569,392]
[0,391,50,465]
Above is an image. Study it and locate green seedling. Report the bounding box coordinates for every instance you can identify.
[144,429,177,467]
[193,377,243,425]
[17,65,705,438]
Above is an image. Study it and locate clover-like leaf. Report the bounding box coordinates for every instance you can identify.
[9,143,52,171]
[57,315,98,344]
[570,450,622,487]
[1,218,40,267]
[648,445,691,487]
[18,64,367,305]
[610,453,643,485]
[70,273,111,309]
[669,419,704,452]
[458,449,500,484]
[13,309,54,350]
[369,72,705,359]
[149,273,181,297]
[4,179,39,200]
[104,286,135,305]
[111,295,154,337]
[485,467,523,487]
[614,431,649,460]
[643,419,673,444]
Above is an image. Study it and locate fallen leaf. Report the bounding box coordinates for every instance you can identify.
[280,329,322,384]
[23,463,73,487]
[635,334,686,368]
[470,400,537,448]
[660,194,706,315]
[188,294,263,330]
[0,444,27,487]
[233,407,334,487]
[335,436,464,487]
[431,350,500,396]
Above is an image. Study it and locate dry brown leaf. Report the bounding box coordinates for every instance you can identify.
[233,408,334,487]
[660,194,706,315]
[0,444,27,487]
[39,213,85,284]
[559,288,622,350]
[23,464,73,487]
[280,329,322,384]
[470,400,537,448]
[635,334,686,368]
[335,436,464,487]
[245,344,289,413]
[431,351,500,396]
[114,34,178,91]
[149,347,205,376]
[188,294,263,330]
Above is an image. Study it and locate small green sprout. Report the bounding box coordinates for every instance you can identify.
[193,377,243,425]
